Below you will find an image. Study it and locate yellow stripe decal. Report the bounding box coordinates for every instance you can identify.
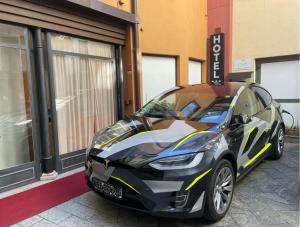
[97,130,154,148]
[243,143,272,168]
[245,127,255,147]
[132,130,152,137]
[101,136,119,146]
[236,172,240,177]
[126,130,156,140]
[95,134,122,148]
[185,168,212,191]
[173,131,205,151]
[110,176,140,194]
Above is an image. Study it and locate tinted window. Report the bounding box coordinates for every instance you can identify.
[251,86,272,108]
[136,84,239,124]
[181,101,200,117]
[254,93,265,112]
[233,88,258,116]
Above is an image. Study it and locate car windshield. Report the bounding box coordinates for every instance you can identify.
[136,84,241,124]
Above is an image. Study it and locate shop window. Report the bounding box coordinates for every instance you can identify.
[0,23,33,170]
[49,34,117,155]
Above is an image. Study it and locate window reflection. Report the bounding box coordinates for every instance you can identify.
[137,85,235,124]
[50,34,117,155]
[0,24,33,170]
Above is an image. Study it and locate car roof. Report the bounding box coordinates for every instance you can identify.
[182,82,248,89]
[177,82,250,96]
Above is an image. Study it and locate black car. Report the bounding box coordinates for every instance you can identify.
[85,82,285,221]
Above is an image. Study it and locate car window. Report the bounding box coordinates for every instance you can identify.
[251,86,272,108]
[254,93,265,113]
[136,84,238,124]
[233,88,258,116]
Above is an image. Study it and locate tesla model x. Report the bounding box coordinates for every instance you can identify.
[85,82,285,221]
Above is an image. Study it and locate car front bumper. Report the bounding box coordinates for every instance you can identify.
[85,157,212,218]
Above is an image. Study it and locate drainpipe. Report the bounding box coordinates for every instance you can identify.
[116,46,125,120]
[33,28,54,176]
[132,0,141,110]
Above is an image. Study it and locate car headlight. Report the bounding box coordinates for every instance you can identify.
[198,134,222,152]
[200,137,220,152]
[149,152,204,170]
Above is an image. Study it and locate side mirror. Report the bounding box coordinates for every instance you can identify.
[238,113,251,124]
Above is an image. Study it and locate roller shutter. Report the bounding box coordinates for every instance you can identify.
[142,55,176,105]
[260,60,299,127]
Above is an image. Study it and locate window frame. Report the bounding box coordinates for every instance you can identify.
[0,22,42,192]
[250,85,273,112]
[46,31,123,173]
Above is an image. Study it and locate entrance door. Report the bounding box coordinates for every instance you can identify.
[260,59,299,127]
[49,33,118,172]
[0,23,39,191]
[142,55,176,105]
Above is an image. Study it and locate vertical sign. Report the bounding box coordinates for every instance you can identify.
[210,33,224,85]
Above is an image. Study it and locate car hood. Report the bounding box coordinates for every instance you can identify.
[90,116,220,168]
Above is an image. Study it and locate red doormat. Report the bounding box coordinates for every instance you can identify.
[0,171,89,227]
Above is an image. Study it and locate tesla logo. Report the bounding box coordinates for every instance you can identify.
[104,159,110,169]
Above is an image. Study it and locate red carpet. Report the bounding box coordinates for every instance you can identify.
[0,171,89,227]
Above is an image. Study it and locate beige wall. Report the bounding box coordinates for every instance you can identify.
[232,0,299,78]
[99,0,208,113]
[138,0,207,85]
[98,0,131,13]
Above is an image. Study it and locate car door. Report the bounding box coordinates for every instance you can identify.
[228,88,267,175]
[251,85,275,136]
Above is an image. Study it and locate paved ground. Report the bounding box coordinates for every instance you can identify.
[13,142,299,227]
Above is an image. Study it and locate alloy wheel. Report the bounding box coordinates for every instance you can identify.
[278,128,284,154]
[213,166,233,214]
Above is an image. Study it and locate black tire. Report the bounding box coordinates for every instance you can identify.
[204,159,234,222]
[269,125,284,160]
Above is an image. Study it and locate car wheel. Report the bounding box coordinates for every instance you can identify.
[269,125,284,160]
[204,159,234,222]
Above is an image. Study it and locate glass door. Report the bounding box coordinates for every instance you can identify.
[48,33,117,171]
[0,23,34,170]
[0,23,39,192]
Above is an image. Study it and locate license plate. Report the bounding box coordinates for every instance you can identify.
[92,178,123,200]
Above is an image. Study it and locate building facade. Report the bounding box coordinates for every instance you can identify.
[232,0,299,128]
[207,0,299,127]
[137,0,207,105]
[0,0,207,192]
[2,0,297,195]
[0,0,136,192]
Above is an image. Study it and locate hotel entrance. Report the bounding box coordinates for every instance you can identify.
[0,23,41,192]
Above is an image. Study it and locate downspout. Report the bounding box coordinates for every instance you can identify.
[116,46,125,120]
[33,28,54,176]
[132,0,141,110]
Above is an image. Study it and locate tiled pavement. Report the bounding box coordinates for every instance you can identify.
[13,142,299,227]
